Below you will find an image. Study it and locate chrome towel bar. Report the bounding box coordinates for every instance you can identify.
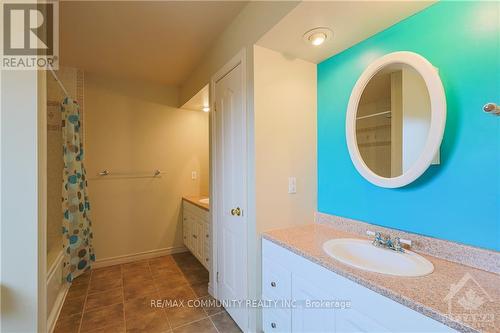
[97,169,164,177]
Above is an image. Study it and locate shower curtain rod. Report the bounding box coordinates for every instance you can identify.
[48,66,70,98]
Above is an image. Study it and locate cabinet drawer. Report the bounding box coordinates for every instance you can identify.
[183,201,209,221]
[263,308,291,333]
[262,258,291,300]
[183,217,191,249]
[202,224,210,242]
[202,256,210,269]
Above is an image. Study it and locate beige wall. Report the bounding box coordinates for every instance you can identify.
[84,73,209,261]
[254,45,317,232]
[179,1,298,106]
[253,45,317,330]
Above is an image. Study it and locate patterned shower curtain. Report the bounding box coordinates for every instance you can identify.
[61,97,95,282]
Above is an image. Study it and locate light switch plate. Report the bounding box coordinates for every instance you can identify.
[191,171,197,180]
[288,177,297,194]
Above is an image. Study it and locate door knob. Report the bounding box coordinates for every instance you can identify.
[230,207,241,216]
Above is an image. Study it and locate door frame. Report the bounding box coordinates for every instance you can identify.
[209,49,248,330]
[0,67,47,333]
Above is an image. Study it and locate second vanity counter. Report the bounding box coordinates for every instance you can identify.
[262,224,500,333]
[182,196,210,269]
[182,195,209,211]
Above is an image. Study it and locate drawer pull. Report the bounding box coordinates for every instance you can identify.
[192,234,198,239]
[271,322,277,329]
[271,281,276,287]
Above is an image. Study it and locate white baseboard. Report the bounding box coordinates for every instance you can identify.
[208,282,215,298]
[47,284,69,333]
[47,251,68,333]
[93,246,188,269]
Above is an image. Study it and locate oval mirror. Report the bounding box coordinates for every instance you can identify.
[346,52,446,188]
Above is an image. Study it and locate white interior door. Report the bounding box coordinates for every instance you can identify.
[214,59,247,330]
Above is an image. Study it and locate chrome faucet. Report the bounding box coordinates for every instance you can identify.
[367,231,411,253]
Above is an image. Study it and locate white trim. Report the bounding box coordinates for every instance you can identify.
[38,69,48,333]
[47,251,64,284]
[210,61,218,300]
[46,251,68,333]
[346,51,446,188]
[92,246,188,269]
[208,281,215,298]
[210,48,249,332]
[47,286,69,333]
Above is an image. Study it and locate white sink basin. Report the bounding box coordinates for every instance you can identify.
[322,238,434,277]
[199,198,209,205]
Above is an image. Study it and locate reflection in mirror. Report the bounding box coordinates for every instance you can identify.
[356,64,431,178]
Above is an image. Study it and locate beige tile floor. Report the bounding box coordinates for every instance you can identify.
[54,252,242,333]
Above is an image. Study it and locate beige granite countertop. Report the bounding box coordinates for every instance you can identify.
[183,196,209,211]
[262,224,500,333]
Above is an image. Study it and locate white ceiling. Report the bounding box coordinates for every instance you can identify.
[60,1,247,86]
[257,1,435,64]
[181,84,209,112]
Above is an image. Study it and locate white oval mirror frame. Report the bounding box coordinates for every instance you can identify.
[346,51,446,188]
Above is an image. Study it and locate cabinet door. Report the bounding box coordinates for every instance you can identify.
[201,222,210,268]
[183,212,192,251]
[196,219,203,261]
[190,216,197,254]
[262,258,291,301]
[182,213,189,247]
[263,308,291,333]
[192,219,203,261]
[192,219,200,260]
[291,274,335,332]
[335,308,390,333]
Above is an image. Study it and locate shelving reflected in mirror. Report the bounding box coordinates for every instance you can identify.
[355,63,432,178]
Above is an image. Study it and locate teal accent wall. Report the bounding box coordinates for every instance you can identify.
[318,1,499,251]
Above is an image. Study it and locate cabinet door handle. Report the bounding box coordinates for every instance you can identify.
[192,234,197,239]
[271,281,276,287]
[271,322,277,329]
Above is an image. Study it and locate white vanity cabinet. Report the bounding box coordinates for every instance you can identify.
[182,200,210,269]
[262,239,456,333]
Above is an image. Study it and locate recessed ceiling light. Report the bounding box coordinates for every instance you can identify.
[303,27,333,47]
[202,106,210,112]
[309,32,326,46]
